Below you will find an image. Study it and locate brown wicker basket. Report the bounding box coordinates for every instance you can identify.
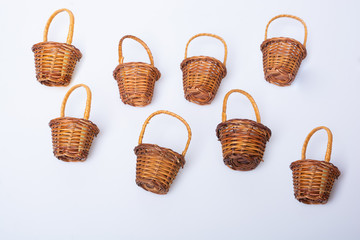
[181,33,227,105]
[290,126,340,204]
[261,14,307,86]
[216,89,271,171]
[32,8,82,87]
[113,35,161,107]
[49,84,99,162]
[134,110,192,194]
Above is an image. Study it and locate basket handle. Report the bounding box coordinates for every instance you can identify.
[60,84,92,120]
[118,35,155,65]
[264,14,308,47]
[184,33,228,65]
[43,8,75,45]
[222,89,261,123]
[301,126,333,162]
[138,110,192,156]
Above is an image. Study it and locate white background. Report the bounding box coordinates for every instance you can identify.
[0,0,359,239]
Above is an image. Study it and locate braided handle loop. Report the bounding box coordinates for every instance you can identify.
[60,84,92,120]
[118,35,155,65]
[138,110,192,156]
[43,8,75,45]
[265,14,308,47]
[222,89,261,123]
[301,126,333,162]
[184,33,228,65]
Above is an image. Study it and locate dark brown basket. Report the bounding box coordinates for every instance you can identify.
[290,126,340,204]
[261,14,307,86]
[181,33,227,105]
[32,9,82,87]
[49,84,99,162]
[216,89,271,171]
[134,110,192,194]
[113,35,161,107]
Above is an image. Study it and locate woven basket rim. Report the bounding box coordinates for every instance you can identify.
[134,143,185,167]
[180,55,227,76]
[290,159,341,178]
[260,37,307,58]
[216,118,272,139]
[32,41,82,58]
[113,62,161,81]
[49,117,100,135]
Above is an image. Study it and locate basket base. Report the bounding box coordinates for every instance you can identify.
[264,68,294,87]
[136,177,168,195]
[224,154,262,171]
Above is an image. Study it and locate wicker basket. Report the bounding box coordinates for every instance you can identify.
[32,8,82,87]
[49,84,99,162]
[113,35,161,107]
[181,33,227,105]
[290,126,340,204]
[216,89,271,171]
[261,14,307,86]
[134,110,192,194]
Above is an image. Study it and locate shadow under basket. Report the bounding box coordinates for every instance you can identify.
[290,126,340,204]
[260,14,307,86]
[134,143,185,194]
[49,117,99,162]
[32,9,82,86]
[216,119,271,171]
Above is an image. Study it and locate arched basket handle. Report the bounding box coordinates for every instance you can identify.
[118,35,155,65]
[265,14,308,47]
[138,110,192,157]
[60,84,92,120]
[222,89,261,123]
[43,8,75,45]
[301,126,333,162]
[184,33,228,65]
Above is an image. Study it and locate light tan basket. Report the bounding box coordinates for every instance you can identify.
[290,126,340,204]
[32,8,82,86]
[261,14,307,86]
[49,84,99,162]
[134,110,192,194]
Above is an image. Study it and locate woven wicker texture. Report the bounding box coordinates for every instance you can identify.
[134,110,192,194]
[216,89,271,171]
[49,84,99,162]
[260,14,307,86]
[290,126,340,204]
[32,8,82,87]
[113,35,161,107]
[181,33,227,105]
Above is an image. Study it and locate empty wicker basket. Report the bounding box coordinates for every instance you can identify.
[49,84,99,162]
[181,33,227,105]
[261,14,307,86]
[290,126,340,204]
[216,89,271,171]
[32,8,82,87]
[113,35,161,107]
[134,110,192,194]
